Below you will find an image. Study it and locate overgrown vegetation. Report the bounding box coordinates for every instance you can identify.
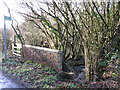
[1,0,119,88]
[18,0,120,81]
[2,58,119,88]
[2,58,84,88]
[0,28,13,54]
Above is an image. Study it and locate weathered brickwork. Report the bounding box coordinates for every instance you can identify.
[23,45,63,72]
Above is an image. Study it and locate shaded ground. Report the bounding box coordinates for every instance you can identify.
[2,58,119,88]
[2,58,83,88]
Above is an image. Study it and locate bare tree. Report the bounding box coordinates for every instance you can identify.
[19,0,120,81]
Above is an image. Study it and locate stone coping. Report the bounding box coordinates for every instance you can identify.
[24,45,60,53]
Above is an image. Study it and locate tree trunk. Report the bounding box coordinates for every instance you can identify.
[84,45,90,81]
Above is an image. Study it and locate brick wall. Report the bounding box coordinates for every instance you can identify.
[23,45,63,72]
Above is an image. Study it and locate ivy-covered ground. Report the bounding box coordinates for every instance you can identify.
[2,58,84,88]
[2,58,119,88]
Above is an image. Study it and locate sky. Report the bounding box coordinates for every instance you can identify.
[0,0,47,29]
[0,0,24,28]
[0,0,119,28]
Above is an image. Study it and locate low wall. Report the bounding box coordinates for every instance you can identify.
[23,45,63,72]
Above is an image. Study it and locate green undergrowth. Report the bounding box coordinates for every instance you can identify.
[2,58,83,88]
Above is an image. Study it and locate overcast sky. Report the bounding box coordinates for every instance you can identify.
[0,0,119,28]
[0,0,48,28]
[0,0,24,28]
